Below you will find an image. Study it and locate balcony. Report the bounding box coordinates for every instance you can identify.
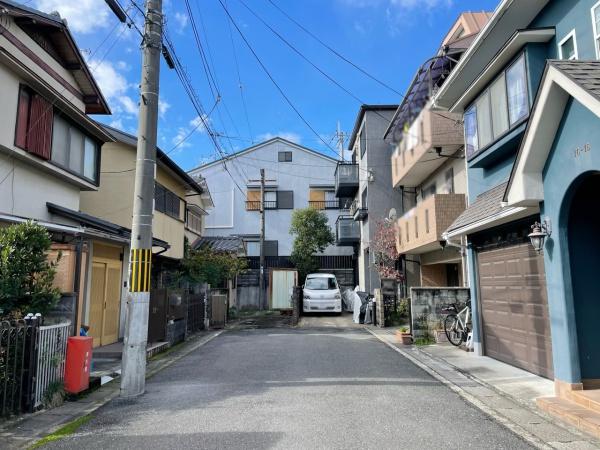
[391,109,463,188]
[396,194,466,254]
[246,200,277,211]
[334,162,359,197]
[308,200,347,210]
[336,216,360,246]
[350,199,368,221]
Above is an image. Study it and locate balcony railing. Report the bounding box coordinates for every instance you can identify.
[334,162,359,197]
[350,199,368,221]
[391,109,464,188]
[336,216,360,246]
[396,194,466,254]
[246,200,277,211]
[308,200,341,210]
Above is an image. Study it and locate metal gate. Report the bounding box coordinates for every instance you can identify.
[34,322,70,408]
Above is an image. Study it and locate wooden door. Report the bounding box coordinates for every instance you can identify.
[102,263,122,345]
[89,255,123,348]
[89,262,106,348]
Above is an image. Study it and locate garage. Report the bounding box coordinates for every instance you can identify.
[477,242,553,379]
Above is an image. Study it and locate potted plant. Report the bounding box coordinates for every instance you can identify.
[396,326,412,345]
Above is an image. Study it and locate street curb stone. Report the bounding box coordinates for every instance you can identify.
[365,327,600,450]
[0,330,224,450]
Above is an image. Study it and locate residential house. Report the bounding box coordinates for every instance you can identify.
[188,137,355,309]
[341,105,401,294]
[434,0,600,429]
[79,125,208,346]
[384,12,491,293]
[0,2,122,337]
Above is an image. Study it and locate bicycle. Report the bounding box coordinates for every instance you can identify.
[442,300,471,346]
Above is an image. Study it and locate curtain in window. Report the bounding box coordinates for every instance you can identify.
[490,74,509,138]
[464,106,478,158]
[507,56,528,125]
[476,91,493,149]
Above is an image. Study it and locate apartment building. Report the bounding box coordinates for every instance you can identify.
[385,12,491,291]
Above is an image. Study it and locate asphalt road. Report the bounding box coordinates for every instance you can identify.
[46,315,533,449]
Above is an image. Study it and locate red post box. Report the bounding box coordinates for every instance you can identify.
[64,336,93,394]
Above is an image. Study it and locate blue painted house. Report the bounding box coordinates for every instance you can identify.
[435,0,600,426]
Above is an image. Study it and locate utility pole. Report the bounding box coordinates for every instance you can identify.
[249,169,275,309]
[120,0,163,398]
[336,121,346,161]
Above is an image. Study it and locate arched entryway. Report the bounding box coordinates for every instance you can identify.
[567,173,600,381]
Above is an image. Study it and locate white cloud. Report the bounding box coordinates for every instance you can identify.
[109,118,124,129]
[118,96,138,115]
[159,100,171,118]
[173,12,189,34]
[257,132,301,144]
[34,0,111,34]
[170,115,209,153]
[88,59,129,100]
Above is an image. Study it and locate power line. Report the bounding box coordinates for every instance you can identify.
[225,0,254,144]
[217,0,340,159]
[265,0,403,97]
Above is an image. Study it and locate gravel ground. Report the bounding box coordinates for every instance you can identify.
[44,316,533,450]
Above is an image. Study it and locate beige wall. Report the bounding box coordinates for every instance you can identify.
[80,142,188,260]
[0,152,80,221]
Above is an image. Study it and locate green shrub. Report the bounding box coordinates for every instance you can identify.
[0,221,61,318]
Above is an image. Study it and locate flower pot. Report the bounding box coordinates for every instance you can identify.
[395,329,412,345]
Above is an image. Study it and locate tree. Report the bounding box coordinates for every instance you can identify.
[0,221,61,318]
[289,208,335,280]
[371,219,403,281]
[182,246,247,287]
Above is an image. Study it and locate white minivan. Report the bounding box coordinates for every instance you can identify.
[302,273,342,314]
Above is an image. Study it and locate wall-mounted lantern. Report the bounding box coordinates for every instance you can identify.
[528,219,551,253]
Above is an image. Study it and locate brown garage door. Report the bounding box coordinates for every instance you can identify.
[477,243,553,379]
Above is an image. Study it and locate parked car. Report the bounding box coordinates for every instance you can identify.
[302,273,342,314]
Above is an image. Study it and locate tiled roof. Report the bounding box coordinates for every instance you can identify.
[192,236,245,254]
[446,182,507,233]
[549,60,600,100]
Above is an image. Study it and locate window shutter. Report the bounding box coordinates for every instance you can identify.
[27,94,53,160]
[277,191,294,209]
[15,88,31,149]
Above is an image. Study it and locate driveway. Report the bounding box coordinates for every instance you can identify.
[45,318,533,449]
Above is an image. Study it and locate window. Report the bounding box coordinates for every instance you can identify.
[414,216,418,239]
[154,182,181,219]
[186,211,203,233]
[444,168,454,194]
[464,53,529,160]
[490,74,509,138]
[246,190,261,210]
[425,209,430,234]
[359,128,366,158]
[464,105,478,158]
[51,114,99,182]
[422,183,436,199]
[593,2,600,59]
[278,151,292,162]
[264,191,277,209]
[15,87,53,160]
[277,191,294,209]
[361,187,367,208]
[476,91,493,148]
[263,240,278,257]
[246,241,260,257]
[559,30,578,60]
[506,56,528,125]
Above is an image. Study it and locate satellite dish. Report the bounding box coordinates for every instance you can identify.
[388,208,397,221]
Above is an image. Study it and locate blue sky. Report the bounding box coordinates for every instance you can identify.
[33,0,498,171]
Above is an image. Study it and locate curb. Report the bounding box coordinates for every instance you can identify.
[4,330,224,449]
[365,327,553,450]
